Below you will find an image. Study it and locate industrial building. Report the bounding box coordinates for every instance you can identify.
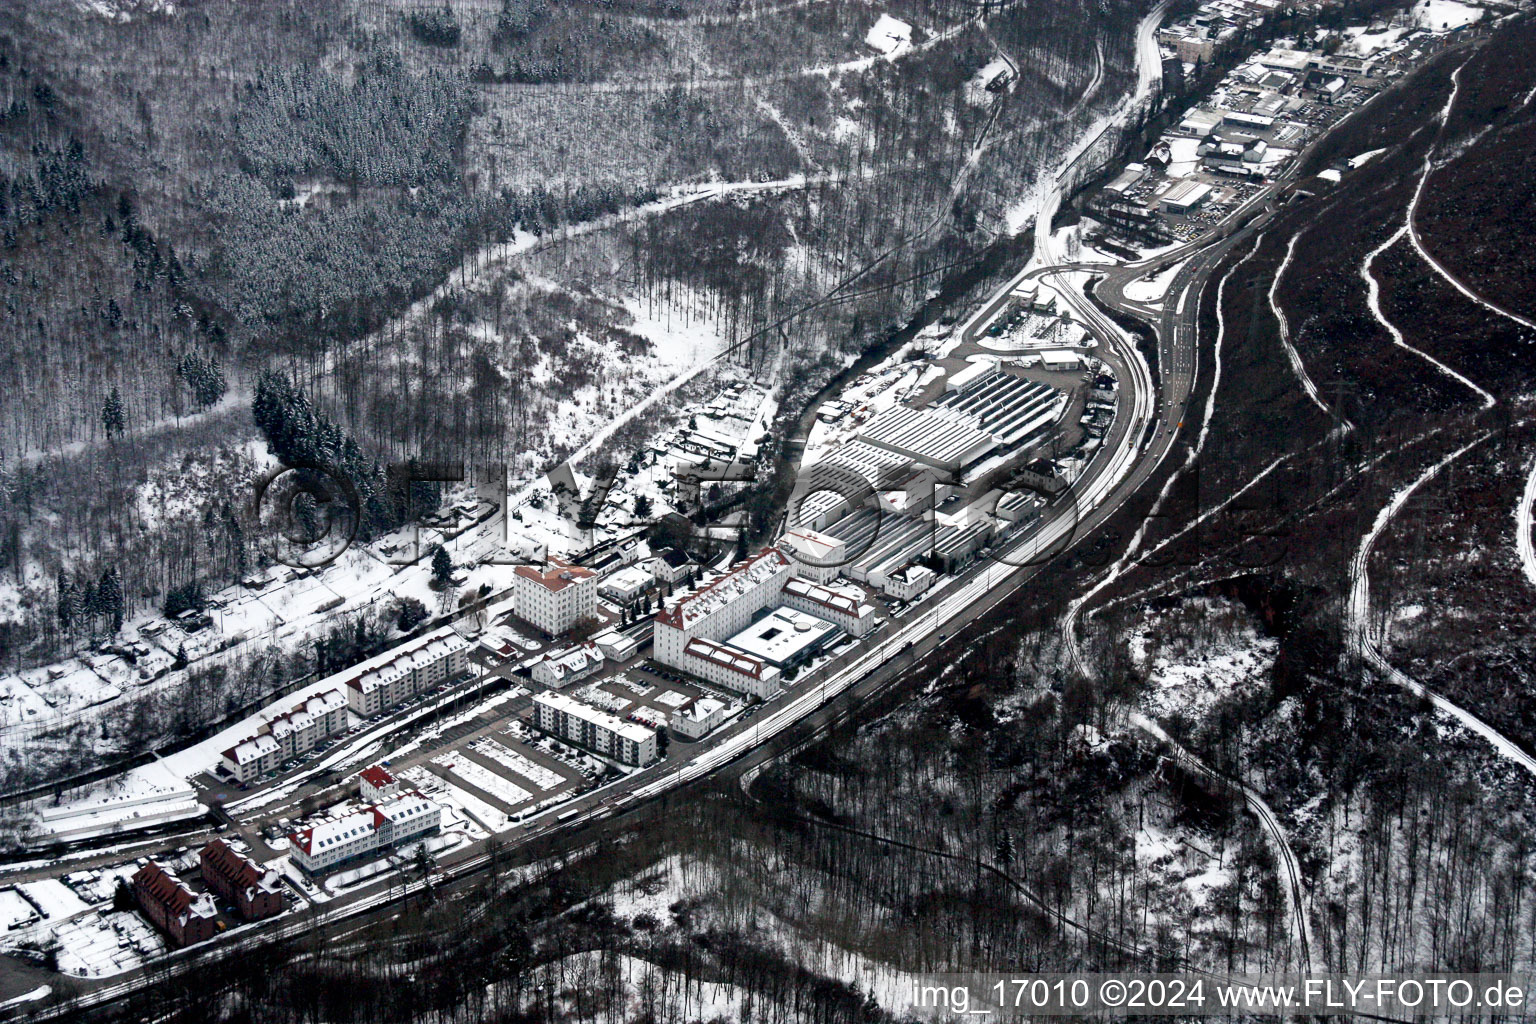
[780,526,848,583]
[532,691,658,766]
[342,627,471,717]
[679,637,780,698]
[653,548,795,668]
[723,608,840,669]
[858,405,996,472]
[782,578,877,637]
[652,548,877,698]
[512,558,598,636]
[133,861,219,948]
[199,840,284,922]
[289,791,442,876]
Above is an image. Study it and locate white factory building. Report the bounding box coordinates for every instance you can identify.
[653,548,876,699]
[512,557,598,636]
[288,791,441,876]
[343,627,472,717]
[780,526,847,583]
[532,691,658,766]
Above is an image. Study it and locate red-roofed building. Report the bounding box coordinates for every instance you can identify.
[133,861,220,947]
[512,557,598,636]
[653,549,794,697]
[358,764,401,803]
[199,840,284,922]
[288,792,440,876]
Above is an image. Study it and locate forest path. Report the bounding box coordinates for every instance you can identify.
[13,386,250,469]
[1359,224,1494,410]
[1130,714,1314,971]
[1270,230,1344,427]
[1517,456,1536,589]
[1406,62,1536,332]
[1344,430,1536,778]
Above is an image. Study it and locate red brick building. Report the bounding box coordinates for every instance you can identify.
[199,840,285,922]
[132,861,220,948]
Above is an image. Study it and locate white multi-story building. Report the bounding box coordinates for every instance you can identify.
[532,691,658,767]
[288,791,440,876]
[780,527,847,584]
[221,733,281,784]
[653,548,794,688]
[672,697,727,740]
[358,764,402,803]
[512,558,598,636]
[781,578,877,638]
[264,688,349,759]
[343,627,471,716]
[221,687,349,783]
[679,637,781,698]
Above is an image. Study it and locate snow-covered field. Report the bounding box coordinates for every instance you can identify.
[1414,0,1483,31]
[1122,261,1185,303]
[1129,599,1278,722]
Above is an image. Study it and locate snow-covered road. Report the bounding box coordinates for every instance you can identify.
[1360,223,1495,409]
[1518,457,1536,590]
[1345,431,1536,778]
[1407,62,1536,333]
[1270,231,1343,426]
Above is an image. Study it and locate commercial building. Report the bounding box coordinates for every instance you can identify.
[133,861,219,948]
[343,627,471,717]
[531,642,605,687]
[289,792,441,876]
[598,564,654,606]
[724,608,840,669]
[1159,180,1213,213]
[672,697,727,740]
[1039,350,1083,371]
[532,691,658,766]
[358,764,402,803]
[512,557,598,636]
[199,840,284,922]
